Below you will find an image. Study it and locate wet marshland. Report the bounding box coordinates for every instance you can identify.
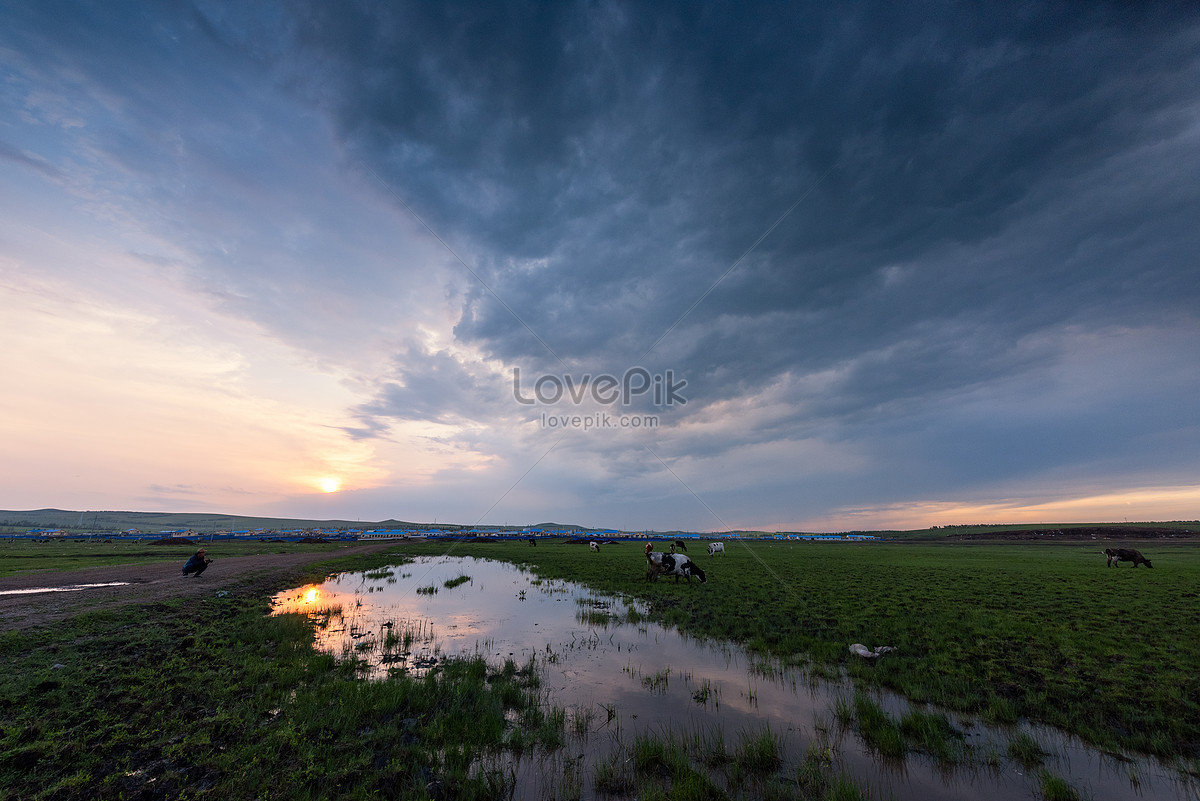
[272,556,1198,801]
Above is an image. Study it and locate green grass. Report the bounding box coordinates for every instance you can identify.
[899,709,965,764]
[0,550,560,801]
[5,535,1198,797]
[837,692,971,765]
[628,731,732,799]
[0,537,357,577]
[612,725,868,800]
[1008,731,1048,767]
[796,739,869,801]
[731,727,783,774]
[394,538,1200,758]
[1038,769,1082,801]
[851,693,906,759]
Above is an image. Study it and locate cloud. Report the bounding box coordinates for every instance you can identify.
[281,2,1199,376]
[3,1,1199,530]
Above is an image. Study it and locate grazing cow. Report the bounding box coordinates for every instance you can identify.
[1104,548,1153,568]
[674,539,688,552]
[707,542,725,556]
[528,537,536,547]
[645,550,666,581]
[646,551,707,584]
[590,540,600,552]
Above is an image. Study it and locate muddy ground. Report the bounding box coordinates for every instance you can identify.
[0,542,399,633]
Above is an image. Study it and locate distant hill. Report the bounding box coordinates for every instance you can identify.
[0,509,452,535]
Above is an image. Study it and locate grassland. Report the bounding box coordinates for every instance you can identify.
[2,536,1196,800]
[0,547,564,801]
[0,541,870,801]
[402,538,1200,760]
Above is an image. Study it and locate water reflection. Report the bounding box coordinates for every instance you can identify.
[272,556,1198,801]
[0,582,129,596]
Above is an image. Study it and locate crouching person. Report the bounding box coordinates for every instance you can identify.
[182,548,213,577]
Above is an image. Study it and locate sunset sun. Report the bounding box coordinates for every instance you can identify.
[318,477,342,493]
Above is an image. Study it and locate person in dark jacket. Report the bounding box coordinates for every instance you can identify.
[182,549,213,577]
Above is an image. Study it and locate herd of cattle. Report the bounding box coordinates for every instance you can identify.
[571,541,1155,585]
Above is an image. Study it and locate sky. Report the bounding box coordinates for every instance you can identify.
[2,1,1199,532]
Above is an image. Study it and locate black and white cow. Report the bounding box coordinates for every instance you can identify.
[646,551,707,583]
[1104,547,1152,568]
[590,540,600,552]
[707,542,725,556]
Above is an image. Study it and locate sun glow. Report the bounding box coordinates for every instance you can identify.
[319,476,342,493]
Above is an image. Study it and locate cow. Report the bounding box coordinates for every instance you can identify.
[528,537,537,547]
[646,551,707,583]
[590,540,600,552]
[1104,548,1152,568]
[707,541,725,556]
[673,539,688,552]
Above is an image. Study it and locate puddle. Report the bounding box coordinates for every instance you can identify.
[272,556,1199,801]
[0,582,129,596]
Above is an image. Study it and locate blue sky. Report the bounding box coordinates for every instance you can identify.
[2,1,1198,531]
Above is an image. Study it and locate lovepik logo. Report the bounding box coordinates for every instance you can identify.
[512,367,687,407]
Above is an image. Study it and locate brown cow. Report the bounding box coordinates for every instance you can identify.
[1104,548,1153,568]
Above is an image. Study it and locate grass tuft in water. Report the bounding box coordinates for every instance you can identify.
[732,727,782,774]
[795,738,869,801]
[568,705,595,737]
[852,692,906,759]
[899,708,965,764]
[1037,769,1082,801]
[594,752,635,794]
[1008,731,1047,767]
[690,727,730,768]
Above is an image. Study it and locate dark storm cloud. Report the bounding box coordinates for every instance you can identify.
[282,0,1200,429]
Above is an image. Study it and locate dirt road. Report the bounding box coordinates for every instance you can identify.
[0,543,400,633]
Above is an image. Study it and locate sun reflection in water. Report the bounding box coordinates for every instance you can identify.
[272,585,324,611]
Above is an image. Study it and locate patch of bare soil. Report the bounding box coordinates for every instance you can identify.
[0,543,399,633]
